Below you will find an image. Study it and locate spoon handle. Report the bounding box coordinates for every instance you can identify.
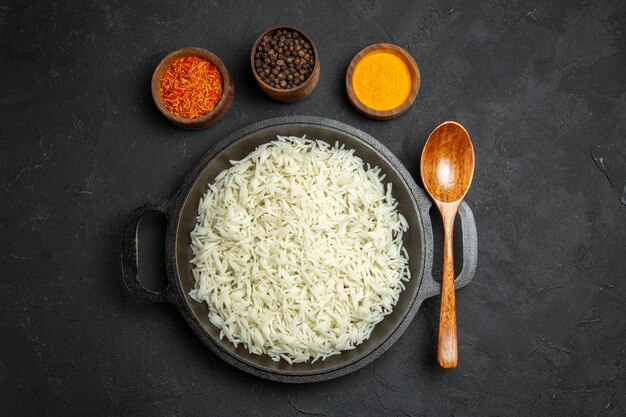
[438,205,459,368]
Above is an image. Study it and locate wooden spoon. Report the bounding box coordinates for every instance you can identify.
[420,121,475,368]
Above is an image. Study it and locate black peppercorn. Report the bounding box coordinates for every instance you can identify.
[255,28,315,90]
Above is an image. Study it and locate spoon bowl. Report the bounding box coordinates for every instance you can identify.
[420,121,475,368]
[421,122,474,203]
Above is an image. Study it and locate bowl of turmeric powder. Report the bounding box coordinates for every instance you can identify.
[152,47,234,130]
[346,43,420,120]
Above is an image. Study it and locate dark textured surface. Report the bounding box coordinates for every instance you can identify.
[1,0,625,415]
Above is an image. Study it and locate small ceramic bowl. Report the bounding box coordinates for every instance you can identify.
[250,26,320,103]
[346,43,420,120]
[152,47,234,130]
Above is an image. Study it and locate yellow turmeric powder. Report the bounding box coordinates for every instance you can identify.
[352,51,413,111]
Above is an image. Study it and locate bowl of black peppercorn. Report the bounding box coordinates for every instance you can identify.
[251,26,320,103]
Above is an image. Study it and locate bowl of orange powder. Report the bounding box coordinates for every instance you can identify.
[346,43,420,120]
[152,47,234,130]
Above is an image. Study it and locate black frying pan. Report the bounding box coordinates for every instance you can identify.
[121,116,478,383]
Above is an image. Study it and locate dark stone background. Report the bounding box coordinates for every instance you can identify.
[1,0,625,415]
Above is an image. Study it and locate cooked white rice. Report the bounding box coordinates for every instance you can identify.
[189,136,410,363]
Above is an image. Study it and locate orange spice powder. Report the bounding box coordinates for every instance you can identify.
[160,57,223,119]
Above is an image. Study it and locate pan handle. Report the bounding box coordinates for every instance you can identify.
[419,201,478,300]
[121,201,172,303]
